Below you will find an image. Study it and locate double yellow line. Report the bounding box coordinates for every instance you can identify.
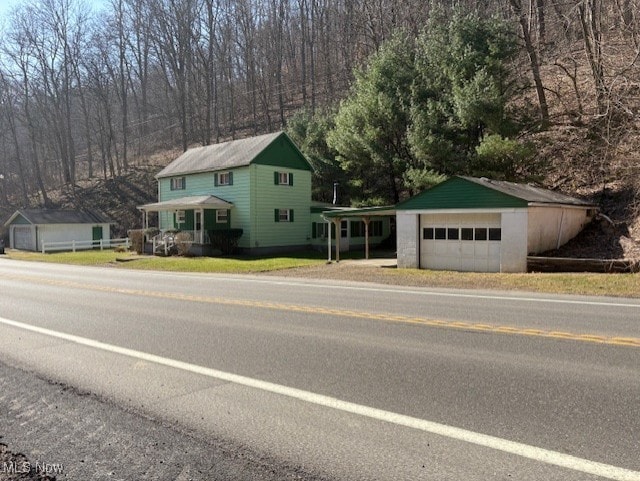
[6,273,640,348]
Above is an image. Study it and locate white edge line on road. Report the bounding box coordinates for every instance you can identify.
[1,316,639,481]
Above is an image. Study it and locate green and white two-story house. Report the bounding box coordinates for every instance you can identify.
[139,131,313,254]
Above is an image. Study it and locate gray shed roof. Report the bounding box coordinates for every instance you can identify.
[4,208,113,227]
[460,177,595,206]
[157,131,284,178]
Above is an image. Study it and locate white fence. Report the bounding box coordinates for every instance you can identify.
[41,238,130,254]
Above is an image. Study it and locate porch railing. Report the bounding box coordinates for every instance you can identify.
[151,230,210,256]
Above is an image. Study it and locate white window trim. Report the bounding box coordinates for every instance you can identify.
[216,209,228,223]
[279,209,291,222]
[170,177,185,190]
[176,210,186,224]
[218,172,231,186]
[278,172,290,185]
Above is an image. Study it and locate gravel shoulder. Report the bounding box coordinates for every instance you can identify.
[0,360,333,481]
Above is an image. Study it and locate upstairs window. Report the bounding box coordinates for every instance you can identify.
[274,171,293,186]
[215,171,233,186]
[170,177,185,190]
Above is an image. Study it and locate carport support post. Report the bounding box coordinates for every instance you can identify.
[326,218,332,262]
[363,216,370,260]
[333,218,342,262]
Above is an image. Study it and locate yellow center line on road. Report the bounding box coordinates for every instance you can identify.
[6,273,640,348]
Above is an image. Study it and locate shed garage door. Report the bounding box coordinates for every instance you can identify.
[13,226,34,251]
[420,214,502,272]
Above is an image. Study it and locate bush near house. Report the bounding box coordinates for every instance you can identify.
[210,229,243,255]
[175,232,193,256]
[129,229,145,254]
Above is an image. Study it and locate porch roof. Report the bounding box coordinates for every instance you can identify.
[138,195,233,212]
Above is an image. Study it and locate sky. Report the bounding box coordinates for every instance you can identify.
[0,0,107,24]
[0,0,21,21]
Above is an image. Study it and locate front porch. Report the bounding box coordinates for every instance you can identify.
[138,195,240,256]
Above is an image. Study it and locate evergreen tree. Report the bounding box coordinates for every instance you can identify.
[409,12,518,175]
[327,34,416,205]
[286,109,345,203]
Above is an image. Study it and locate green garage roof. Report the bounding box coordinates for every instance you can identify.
[396,176,594,211]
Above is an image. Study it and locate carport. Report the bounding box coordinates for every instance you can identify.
[322,206,395,262]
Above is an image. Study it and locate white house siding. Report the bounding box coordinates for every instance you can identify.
[527,206,592,254]
[396,212,419,268]
[500,210,528,272]
[37,223,111,251]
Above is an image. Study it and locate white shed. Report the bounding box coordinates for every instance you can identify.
[4,209,112,252]
[396,177,597,273]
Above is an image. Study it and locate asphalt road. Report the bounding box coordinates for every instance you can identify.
[0,258,639,480]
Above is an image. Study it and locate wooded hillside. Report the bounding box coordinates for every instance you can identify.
[0,0,638,258]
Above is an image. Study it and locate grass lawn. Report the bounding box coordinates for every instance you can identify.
[4,249,327,273]
[384,267,640,298]
[4,248,639,297]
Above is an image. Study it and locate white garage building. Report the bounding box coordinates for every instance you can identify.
[396,176,597,273]
[4,209,112,252]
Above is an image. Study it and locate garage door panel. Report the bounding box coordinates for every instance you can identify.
[461,242,475,257]
[13,226,33,250]
[421,214,502,272]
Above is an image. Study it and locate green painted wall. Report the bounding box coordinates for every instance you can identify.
[251,164,311,248]
[158,163,312,249]
[396,177,528,210]
[10,214,31,225]
[252,133,312,171]
[159,167,253,247]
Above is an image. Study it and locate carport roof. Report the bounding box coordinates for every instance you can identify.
[4,208,112,227]
[321,205,396,218]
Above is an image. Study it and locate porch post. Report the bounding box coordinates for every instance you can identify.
[333,218,341,262]
[363,216,371,260]
[326,218,331,262]
[199,208,204,244]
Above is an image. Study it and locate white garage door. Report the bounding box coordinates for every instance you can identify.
[420,214,502,272]
[13,226,34,250]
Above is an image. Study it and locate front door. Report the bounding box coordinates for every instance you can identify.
[92,225,104,248]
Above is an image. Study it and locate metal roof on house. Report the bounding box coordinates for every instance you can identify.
[156,131,311,178]
[4,208,112,227]
[138,195,233,212]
